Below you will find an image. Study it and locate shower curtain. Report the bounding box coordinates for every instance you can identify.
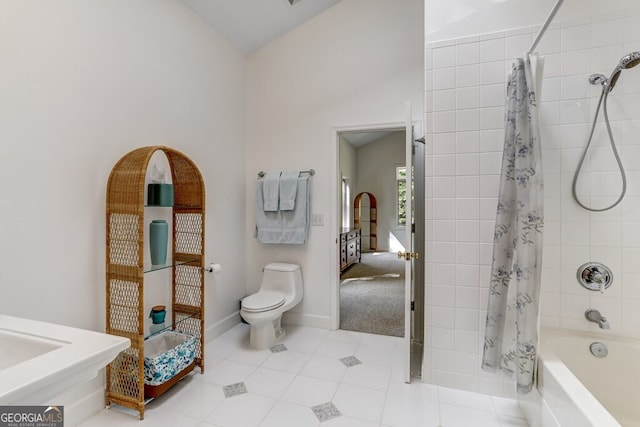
[482,55,544,394]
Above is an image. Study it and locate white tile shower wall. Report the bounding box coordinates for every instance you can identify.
[425,9,640,397]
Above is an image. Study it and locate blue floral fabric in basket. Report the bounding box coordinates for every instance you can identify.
[144,331,196,386]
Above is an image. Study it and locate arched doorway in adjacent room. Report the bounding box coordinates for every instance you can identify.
[353,192,377,251]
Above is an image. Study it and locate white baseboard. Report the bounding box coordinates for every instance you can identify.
[220,310,332,331]
[283,311,331,329]
[205,312,242,342]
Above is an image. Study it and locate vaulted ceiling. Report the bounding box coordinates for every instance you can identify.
[181,0,342,53]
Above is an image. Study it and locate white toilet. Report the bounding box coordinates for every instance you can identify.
[240,263,303,349]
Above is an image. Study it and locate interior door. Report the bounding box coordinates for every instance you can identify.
[412,136,425,379]
[403,102,414,383]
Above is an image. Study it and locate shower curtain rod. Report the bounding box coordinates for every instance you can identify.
[528,0,565,54]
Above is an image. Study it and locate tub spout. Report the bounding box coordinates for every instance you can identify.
[585,309,610,329]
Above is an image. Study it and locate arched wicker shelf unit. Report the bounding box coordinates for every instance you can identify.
[105,146,205,419]
[353,192,377,251]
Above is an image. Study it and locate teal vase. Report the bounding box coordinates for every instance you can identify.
[149,220,168,265]
[149,305,166,324]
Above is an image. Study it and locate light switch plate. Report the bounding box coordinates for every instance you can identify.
[311,214,324,226]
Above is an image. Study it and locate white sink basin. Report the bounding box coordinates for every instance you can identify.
[0,315,130,405]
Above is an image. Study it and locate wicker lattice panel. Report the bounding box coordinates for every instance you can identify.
[108,279,140,333]
[175,213,203,254]
[175,265,202,307]
[108,348,140,399]
[106,146,205,420]
[175,314,203,364]
[108,214,139,266]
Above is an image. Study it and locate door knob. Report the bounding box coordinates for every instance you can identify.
[397,251,419,261]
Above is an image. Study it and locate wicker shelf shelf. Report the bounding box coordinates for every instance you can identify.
[105,146,205,420]
[143,257,201,273]
[145,312,198,340]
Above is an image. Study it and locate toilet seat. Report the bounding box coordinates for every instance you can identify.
[242,291,285,313]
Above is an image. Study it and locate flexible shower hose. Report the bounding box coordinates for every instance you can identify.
[571,88,627,212]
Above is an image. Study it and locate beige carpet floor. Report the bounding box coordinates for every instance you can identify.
[339,251,405,337]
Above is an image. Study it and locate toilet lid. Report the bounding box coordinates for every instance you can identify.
[242,291,285,312]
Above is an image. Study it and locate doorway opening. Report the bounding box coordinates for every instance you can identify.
[336,123,425,380]
[337,128,407,338]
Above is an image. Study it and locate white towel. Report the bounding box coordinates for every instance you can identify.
[255,176,310,244]
[262,171,280,211]
[279,171,300,211]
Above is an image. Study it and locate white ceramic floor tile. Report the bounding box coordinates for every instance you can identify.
[341,361,392,391]
[200,359,257,387]
[323,415,379,427]
[438,385,495,411]
[137,406,203,427]
[167,378,226,420]
[440,403,502,427]
[324,329,365,344]
[81,324,527,427]
[78,408,145,427]
[354,342,397,368]
[280,375,339,407]
[381,399,440,427]
[261,349,311,374]
[205,392,276,427]
[206,326,248,358]
[491,395,525,418]
[245,366,296,399]
[498,414,529,426]
[258,400,319,427]
[145,371,201,405]
[85,405,205,427]
[314,338,359,358]
[299,355,347,382]
[204,354,223,369]
[381,381,441,427]
[226,345,272,366]
[205,339,238,360]
[281,326,327,354]
[387,380,440,402]
[359,331,402,347]
[332,383,386,423]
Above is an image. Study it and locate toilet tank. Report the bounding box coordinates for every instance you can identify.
[262,263,303,302]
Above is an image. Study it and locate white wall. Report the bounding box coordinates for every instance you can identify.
[425,0,640,397]
[356,132,406,251]
[0,1,246,421]
[426,0,638,42]
[245,0,424,329]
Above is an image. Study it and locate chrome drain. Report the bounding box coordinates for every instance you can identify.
[589,342,608,358]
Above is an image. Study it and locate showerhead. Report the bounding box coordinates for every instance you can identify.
[619,51,640,68]
[608,51,640,91]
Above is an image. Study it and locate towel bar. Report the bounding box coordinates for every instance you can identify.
[257,169,315,178]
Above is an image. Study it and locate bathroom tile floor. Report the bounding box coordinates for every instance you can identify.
[81,323,528,427]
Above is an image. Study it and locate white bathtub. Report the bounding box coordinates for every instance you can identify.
[531,328,639,427]
[0,315,130,405]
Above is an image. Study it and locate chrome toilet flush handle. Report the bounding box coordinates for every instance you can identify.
[577,262,613,293]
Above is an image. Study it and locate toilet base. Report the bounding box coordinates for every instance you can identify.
[248,317,285,350]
